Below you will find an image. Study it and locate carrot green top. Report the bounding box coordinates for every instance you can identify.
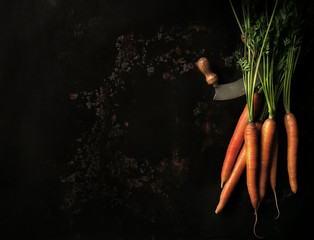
[230,0,278,122]
[230,0,303,120]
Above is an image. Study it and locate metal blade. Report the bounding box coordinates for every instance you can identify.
[213,77,260,101]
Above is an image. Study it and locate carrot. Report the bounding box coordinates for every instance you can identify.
[221,93,262,188]
[245,122,259,210]
[215,145,246,214]
[284,112,298,193]
[270,128,280,219]
[215,122,262,214]
[259,118,277,202]
[230,0,277,237]
[220,105,248,188]
[245,122,263,238]
[280,2,301,195]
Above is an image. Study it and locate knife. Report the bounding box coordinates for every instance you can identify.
[196,57,260,101]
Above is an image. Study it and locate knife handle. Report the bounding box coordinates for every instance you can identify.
[196,57,218,87]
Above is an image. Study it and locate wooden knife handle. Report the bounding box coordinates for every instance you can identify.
[196,57,218,86]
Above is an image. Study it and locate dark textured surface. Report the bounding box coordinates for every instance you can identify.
[1,0,314,239]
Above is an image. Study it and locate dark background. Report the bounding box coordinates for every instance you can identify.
[1,0,314,239]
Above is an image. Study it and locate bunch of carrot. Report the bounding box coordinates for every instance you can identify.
[215,0,303,238]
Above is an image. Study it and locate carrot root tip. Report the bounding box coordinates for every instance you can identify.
[215,202,222,214]
[272,188,280,220]
[253,209,263,239]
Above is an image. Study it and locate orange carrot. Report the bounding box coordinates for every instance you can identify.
[215,122,262,214]
[220,106,248,188]
[245,122,263,238]
[221,93,262,188]
[284,112,298,193]
[259,118,277,202]
[270,128,280,219]
[245,122,259,210]
[215,145,246,214]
